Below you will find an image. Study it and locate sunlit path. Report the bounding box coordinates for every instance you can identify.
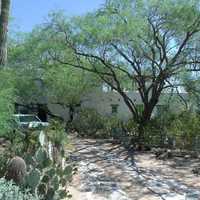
[68,138,200,200]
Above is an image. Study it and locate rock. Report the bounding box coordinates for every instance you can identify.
[0,137,7,144]
[157,150,172,160]
[152,148,166,158]
[192,167,200,176]
[190,151,199,159]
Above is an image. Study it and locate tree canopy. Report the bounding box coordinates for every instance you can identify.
[39,0,200,137]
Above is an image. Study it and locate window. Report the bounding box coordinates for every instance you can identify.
[19,115,41,123]
[111,104,119,114]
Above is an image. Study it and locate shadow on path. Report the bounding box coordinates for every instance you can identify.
[69,138,200,200]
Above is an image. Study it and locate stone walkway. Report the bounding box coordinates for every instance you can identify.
[68,138,200,200]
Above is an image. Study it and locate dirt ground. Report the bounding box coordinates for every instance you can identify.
[67,138,200,200]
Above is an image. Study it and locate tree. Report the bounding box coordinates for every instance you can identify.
[0,69,15,135]
[44,0,200,140]
[8,28,100,122]
[44,66,99,123]
[7,32,45,117]
[0,0,14,136]
[180,72,200,111]
[0,0,11,65]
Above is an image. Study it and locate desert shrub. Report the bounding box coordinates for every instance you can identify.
[46,120,67,148]
[72,109,129,139]
[7,130,40,157]
[167,111,200,149]
[72,108,105,137]
[142,110,200,149]
[143,119,167,147]
[104,117,121,135]
[104,117,128,141]
[124,119,139,137]
[0,153,9,178]
[0,178,39,200]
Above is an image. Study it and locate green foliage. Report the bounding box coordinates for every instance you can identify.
[72,108,105,137]
[0,69,15,136]
[14,69,43,104]
[142,119,168,147]
[46,120,67,148]
[103,117,124,139]
[0,178,39,200]
[168,111,200,149]
[8,25,100,112]
[35,148,51,169]
[44,66,98,107]
[0,151,10,178]
[42,0,200,128]
[72,109,134,142]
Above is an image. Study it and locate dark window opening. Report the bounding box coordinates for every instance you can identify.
[111,104,119,114]
[37,104,47,122]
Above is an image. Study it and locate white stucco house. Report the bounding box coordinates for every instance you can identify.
[15,79,188,122]
[45,86,188,122]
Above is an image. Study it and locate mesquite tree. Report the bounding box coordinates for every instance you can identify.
[8,28,100,123]
[45,0,200,138]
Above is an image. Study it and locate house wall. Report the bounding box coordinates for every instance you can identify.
[47,103,70,121]
[47,89,187,122]
[16,84,188,121]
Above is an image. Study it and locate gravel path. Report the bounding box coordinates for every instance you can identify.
[68,138,200,200]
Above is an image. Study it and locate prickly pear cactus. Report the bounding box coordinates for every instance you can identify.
[25,130,73,200]
[25,168,41,192]
[35,148,51,169]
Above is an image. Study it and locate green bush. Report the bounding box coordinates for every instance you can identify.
[72,108,105,137]
[140,110,200,149]
[168,111,200,149]
[0,70,16,137]
[0,178,39,200]
[46,120,67,148]
[72,109,129,139]
[104,117,125,139]
[142,119,167,147]
[0,153,10,178]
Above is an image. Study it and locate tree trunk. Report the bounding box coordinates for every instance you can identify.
[68,105,75,123]
[132,99,159,149]
[0,0,11,66]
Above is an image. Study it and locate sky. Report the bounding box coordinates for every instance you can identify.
[11,0,105,32]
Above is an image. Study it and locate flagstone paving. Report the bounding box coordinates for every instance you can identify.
[68,138,200,200]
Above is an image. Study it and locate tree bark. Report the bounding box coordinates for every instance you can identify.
[0,0,11,66]
[68,105,75,123]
